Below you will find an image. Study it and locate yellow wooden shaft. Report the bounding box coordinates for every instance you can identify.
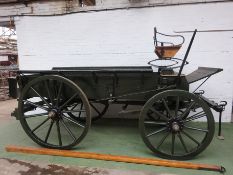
[5,145,223,172]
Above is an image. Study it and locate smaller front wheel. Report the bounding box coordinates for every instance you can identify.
[139,90,215,160]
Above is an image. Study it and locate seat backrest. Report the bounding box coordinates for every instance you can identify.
[154,27,184,59]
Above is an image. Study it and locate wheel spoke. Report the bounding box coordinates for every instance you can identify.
[144,121,167,126]
[162,98,172,118]
[53,80,58,100]
[184,111,206,123]
[56,120,62,146]
[44,80,53,105]
[60,119,76,141]
[171,133,175,155]
[147,127,167,137]
[181,130,200,146]
[177,132,188,153]
[90,103,101,115]
[147,111,157,121]
[60,92,79,109]
[78,103,83,118]
[45,120,54,143]
[24,112,48,118]
[30,87,52,108]
[149,108,169,121]
[184,125,208,133]
[157,132,170,150]
[61,110,86,113]
[24,100,49,111]
[31,117,50,133]
[175,96,180,117]
[62,114,85,128]
[56,82,63,107]
[70,103,79,110]
[179,101,196,119]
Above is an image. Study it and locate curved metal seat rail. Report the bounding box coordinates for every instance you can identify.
[154,27,185,59]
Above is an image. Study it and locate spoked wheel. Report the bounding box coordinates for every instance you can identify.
[18,75,91,149]
[67,101,109,122]
[139,90,215,160]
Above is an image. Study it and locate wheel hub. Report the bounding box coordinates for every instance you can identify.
[48,110,58,119]
[167,118,183,133]
[172,122,180,132]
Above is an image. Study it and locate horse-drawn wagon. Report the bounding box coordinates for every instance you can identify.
[10,28,227,160]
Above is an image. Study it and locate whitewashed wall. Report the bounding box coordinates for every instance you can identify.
[0,56,8,61]
[15,2,233,122]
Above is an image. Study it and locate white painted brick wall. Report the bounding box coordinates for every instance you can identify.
[15,2,233,122]
[0,0,228,17]
[96,0,227,7]
[0,56,8,61]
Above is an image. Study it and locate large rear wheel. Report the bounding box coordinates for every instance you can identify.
[18,75,91,149]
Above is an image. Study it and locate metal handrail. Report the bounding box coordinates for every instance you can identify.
[154,27,185,47]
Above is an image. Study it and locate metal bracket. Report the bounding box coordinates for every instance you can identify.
[11,108,19,120]
[217,101,227,139]
[193,76,210,93]
[194,90,205,96]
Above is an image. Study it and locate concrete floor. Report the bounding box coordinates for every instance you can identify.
[0,99,233,175]
[0,158,164,175]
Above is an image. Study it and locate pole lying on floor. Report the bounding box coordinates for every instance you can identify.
[5,145,225,173]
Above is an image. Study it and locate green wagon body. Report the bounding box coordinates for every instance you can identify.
[17,66,189,104]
